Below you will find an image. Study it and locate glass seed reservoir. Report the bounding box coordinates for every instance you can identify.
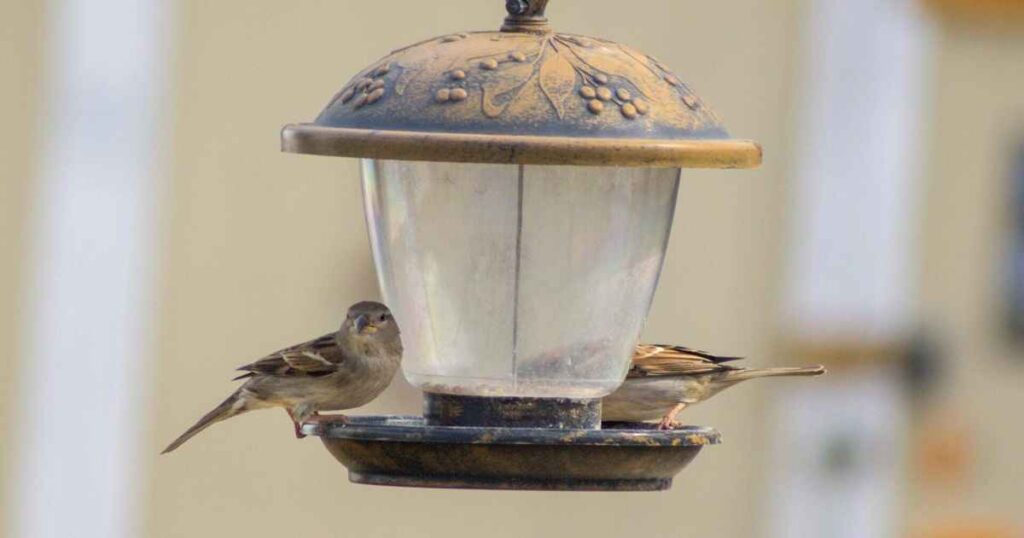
[362,160,680,399]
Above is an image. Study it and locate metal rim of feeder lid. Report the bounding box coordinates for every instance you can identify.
[281,0,762,168]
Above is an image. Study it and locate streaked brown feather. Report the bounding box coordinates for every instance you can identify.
[628,344,743,378]
[234,332,344,379]
[634,344,742,363]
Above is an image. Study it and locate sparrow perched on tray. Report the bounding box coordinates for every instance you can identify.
[162,301,402,454]
[602,344,825,429]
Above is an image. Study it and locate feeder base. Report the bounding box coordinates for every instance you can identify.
[301,416,720,492]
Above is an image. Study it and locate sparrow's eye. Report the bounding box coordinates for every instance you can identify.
[378,313,390,322]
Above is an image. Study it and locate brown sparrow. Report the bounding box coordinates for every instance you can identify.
[602,344,825,429]
[162,301,402,453]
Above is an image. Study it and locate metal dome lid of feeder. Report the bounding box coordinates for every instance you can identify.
[281,0,762,168]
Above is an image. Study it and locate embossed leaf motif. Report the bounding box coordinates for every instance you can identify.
[480,42,547,118]
[332,32,698,124]
[538,45,577,119]
[569,41,654,98]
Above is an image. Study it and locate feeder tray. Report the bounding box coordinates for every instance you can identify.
[302,415,720,492]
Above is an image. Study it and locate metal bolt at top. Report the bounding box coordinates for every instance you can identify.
[502,0,551,33]
[505,0,548,17]
[505,0,528,16]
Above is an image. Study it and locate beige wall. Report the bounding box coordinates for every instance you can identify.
[146,1,801,537]
[0,0,43,525]
[912,22,1024,529]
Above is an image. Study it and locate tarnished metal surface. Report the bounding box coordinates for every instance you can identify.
[348,473,673,492]
[424,394,601,429]
[282,2,761,168]
[282,126,760,168]
[308,31,726,137]
[303,416,720,491]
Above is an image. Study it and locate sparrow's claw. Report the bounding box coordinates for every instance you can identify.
[656,402,688,430]
[304,413,349,425]
[657,418,681,430]
[287,409,308,438]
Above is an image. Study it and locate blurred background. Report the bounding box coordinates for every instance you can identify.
[2,0,1023,537]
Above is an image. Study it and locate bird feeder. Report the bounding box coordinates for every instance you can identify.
[283,0,760,491]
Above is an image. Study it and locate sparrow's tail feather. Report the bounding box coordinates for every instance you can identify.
[161,390,249,454]
[725,365,826,382]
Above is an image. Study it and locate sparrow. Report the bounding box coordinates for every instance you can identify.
[162,301,402,454]
[602,344,825,429]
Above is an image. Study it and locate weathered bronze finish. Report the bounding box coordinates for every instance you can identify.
[282,125,760,168]
[424,394,601,429]
[282,1,762,168]
[303,416,720,491]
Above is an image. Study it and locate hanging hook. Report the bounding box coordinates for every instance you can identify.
[501,0,550,32]
[505,0,548,17]
[506,0,529,16]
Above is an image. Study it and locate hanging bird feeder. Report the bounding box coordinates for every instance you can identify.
[283,0,761,491]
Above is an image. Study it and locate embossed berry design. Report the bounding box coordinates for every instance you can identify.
[324,30,715,126]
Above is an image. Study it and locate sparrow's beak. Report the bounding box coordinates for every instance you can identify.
[354,314,377,335]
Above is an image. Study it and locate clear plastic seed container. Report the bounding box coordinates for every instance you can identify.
[361,160,679,398]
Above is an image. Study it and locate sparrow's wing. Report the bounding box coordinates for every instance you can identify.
[639,344,743,363]
[628,344,743,378]
[234,332,344,379]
